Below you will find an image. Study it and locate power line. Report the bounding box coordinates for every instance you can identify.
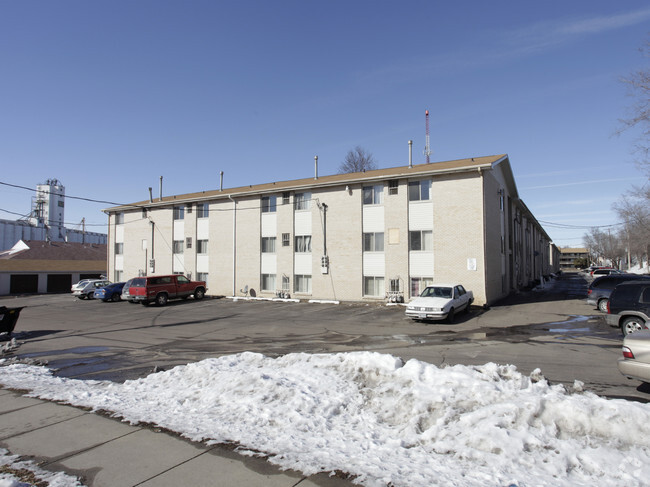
[0,181,124,206]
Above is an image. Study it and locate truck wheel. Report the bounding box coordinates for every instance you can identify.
[622,317,646,336]
[155,294,168,306]
[194,288,205,300]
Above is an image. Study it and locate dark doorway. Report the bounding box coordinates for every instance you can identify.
[47,274,72,293]
[10,274,38,294]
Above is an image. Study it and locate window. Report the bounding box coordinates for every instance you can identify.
[408,180,431,201]
[295,235,312,253]
[141,208,148,219]
[294,192,311,210]
[262,196,277,213]
[261,237,276,253]
[282,233,290,247]
[282,275,290,291]
[411,277,433,297]
[261,274,276,291]
[115,213,124,225]
[114,243,123,255]
[115,270,123,282]
[197,239,209,254]
[282,192,290,205]
[186,204,192,214]
[362,184,383,205]
[294,274,312,293]
[390,279,401,292]
[388,180,398,195]
[364,276,385,297]
[197,272,208,283]
[409,230,433,251]
[363,232,384,252]
[173,240,184,254]
[173,206,185,220]
[197,203,209,218]
[186,237,192,249]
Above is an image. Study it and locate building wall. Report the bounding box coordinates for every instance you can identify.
[108,160,556,306]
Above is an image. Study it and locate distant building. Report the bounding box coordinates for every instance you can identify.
[104,154,560,306]
[559,248,590,268]
[0,179,107,251]
[0,240,107,295]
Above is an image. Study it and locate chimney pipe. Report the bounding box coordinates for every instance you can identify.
[148,187,153,203]
[314,156,318,180]
[220,171,224,191]
[159,176,163,201]
[408,140,413,168]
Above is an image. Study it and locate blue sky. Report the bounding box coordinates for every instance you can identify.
[0,1,648,246]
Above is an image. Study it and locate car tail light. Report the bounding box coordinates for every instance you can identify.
[607,300,610,314]
[587,289,592,295]
[622,346,635,359]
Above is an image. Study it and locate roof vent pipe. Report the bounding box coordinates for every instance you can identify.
[408,140,413,168]
[220,171,224,191]
[159,176,163,201]
[148,187,153,203]
[314,156,318,180]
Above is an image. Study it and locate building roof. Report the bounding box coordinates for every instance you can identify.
[559,248,589,254]
[105,154,513,212]
[0,240,107,261]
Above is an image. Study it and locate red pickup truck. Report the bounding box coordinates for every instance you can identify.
[128,275,207,306]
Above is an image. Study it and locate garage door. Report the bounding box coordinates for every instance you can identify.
[10,274,38,294]
[47,274,72,293]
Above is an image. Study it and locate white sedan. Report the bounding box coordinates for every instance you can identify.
[405,284,473,323]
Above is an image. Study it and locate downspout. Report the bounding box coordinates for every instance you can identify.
[106,211,111,281]
[479,166,489,306]
[228,194,237,297]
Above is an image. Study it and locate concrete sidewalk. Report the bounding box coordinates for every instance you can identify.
[0,388,353,487]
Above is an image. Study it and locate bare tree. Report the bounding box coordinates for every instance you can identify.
[618,39,650,171]
[613,185,650,269]
[338,146,377,174]
[583,227,625,268]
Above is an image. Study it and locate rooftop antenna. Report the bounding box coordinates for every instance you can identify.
[424,109,431,164]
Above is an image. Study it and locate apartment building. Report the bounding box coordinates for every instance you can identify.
[104,154,559,306]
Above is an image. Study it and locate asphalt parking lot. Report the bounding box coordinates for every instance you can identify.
[1,271,647,402]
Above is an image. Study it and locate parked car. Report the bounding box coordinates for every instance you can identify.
[121,279,137,303]
[587,274,650,312]
[618,329,650,383]
[606,280,650,335]
[94,282,126,302]
[128,275,207,306]
[405,284,473,323]
[590,268,621,279]
[71,279,111,300]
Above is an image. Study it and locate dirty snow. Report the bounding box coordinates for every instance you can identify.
[1,351,650,486]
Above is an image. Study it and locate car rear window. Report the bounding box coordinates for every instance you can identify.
[130,278,146,287]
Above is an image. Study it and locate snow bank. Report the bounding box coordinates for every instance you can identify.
[1,352,649,486]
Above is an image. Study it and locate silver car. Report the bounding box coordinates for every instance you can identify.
[619,330,650,383]
[121,279,137,303]
[71,279,111,300]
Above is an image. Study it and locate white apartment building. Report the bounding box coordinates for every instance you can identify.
[104,155,559,306]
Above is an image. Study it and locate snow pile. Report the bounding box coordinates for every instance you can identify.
[1,352,650,486]
[0,448,84,487]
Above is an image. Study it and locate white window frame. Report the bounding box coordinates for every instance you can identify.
[115,213,124,225]
[294,274,312,293]
[261,237,276,253]
[197,272,208,282]
[114,242,124,255]
[363,232,384,252]
[261,195,277,213]
[363,276,385,297]
[261,273,276,292]
[197,239,209,254]
[173,240,184,254]
[197,203,209,218]
[408,180,431,201]
[173,206,185,220]
[294,192,311,211]
[409,230,433,251]
[410,277,433,297]
[295,235,312,253]
[362,184,383,205]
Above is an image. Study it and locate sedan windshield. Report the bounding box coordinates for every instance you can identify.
[421,287,452,298]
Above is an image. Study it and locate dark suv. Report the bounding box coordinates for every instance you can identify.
[606,280,650,335]
[587,274,650,312]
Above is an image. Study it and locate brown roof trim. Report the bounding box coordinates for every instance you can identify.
[105,154,508,212]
